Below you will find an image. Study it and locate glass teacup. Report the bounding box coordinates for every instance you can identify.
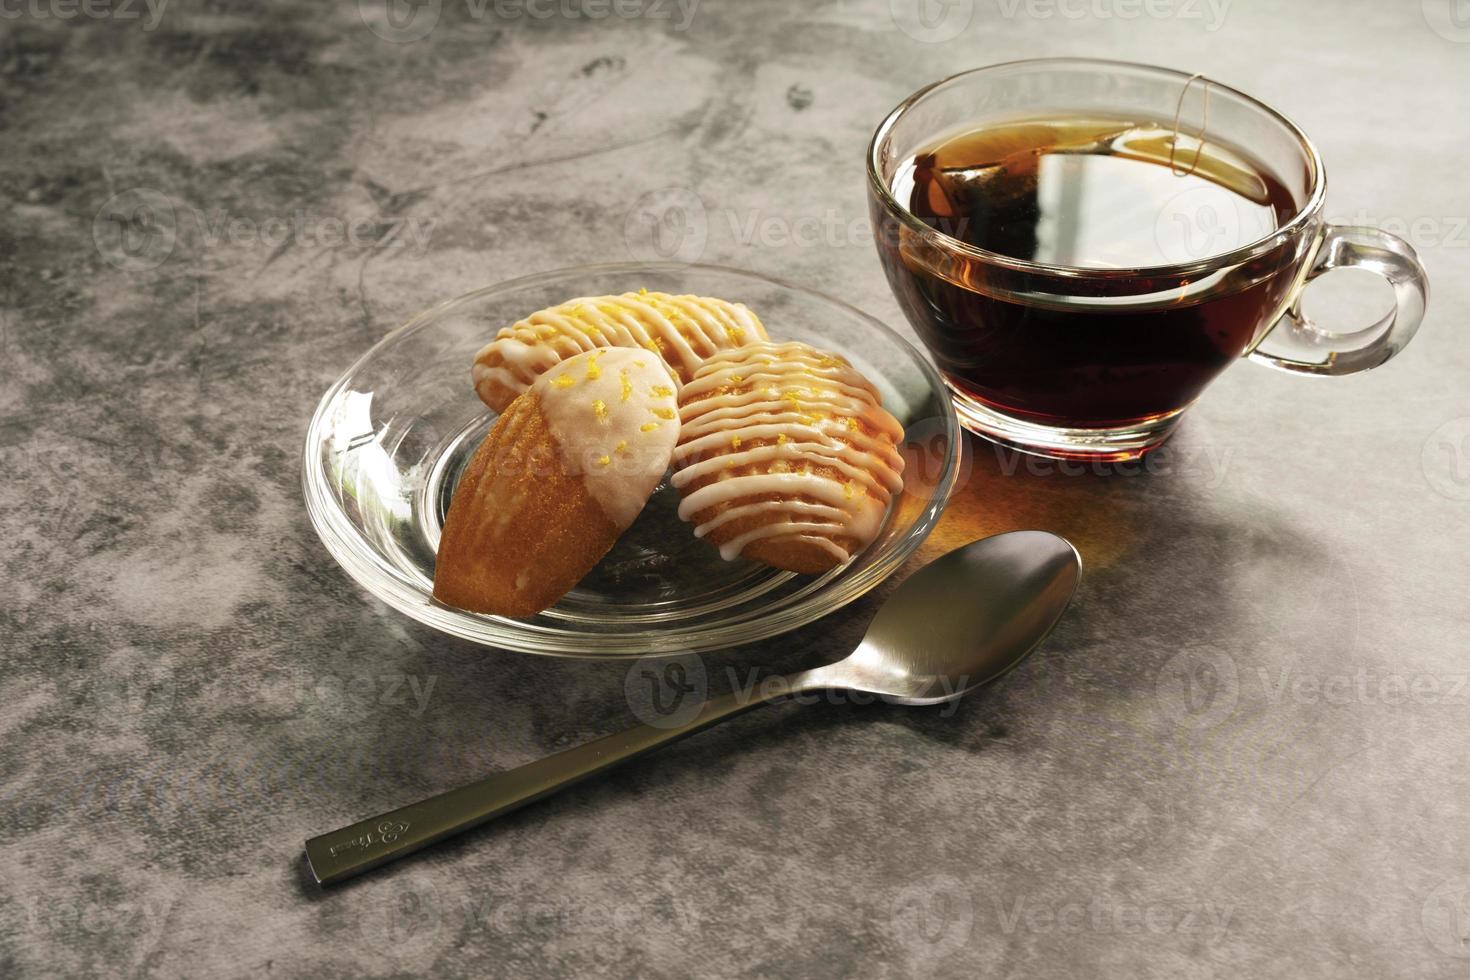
[867,58,1428,460]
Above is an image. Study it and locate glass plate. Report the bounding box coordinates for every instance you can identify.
[302,263,960,657]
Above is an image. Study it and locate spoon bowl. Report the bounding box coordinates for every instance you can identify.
[827,530,1082,704]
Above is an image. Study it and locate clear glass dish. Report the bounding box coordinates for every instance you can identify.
[302,263,960,657]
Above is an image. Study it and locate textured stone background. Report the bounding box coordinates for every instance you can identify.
[3,0,1469,976]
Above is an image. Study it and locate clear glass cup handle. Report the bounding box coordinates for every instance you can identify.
[1250,224,1429,376]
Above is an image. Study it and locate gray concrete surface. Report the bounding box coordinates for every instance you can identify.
[2,0,1469,976]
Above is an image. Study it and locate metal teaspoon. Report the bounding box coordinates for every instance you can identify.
[306,530,1082,885]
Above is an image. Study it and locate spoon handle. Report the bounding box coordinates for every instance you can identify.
[305,681,790,885]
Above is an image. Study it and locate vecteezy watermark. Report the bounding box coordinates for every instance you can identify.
[93,190,435,271]
[459,890,705,936]
[357,0,699,43]
[358,0,442,42]
[889,875,975,957]
[624,654,969,730]
[622,187,709,264]
[1159,649,1470,730]
[1421,417,1470,502]
[48,665,438,722]
[1256,665,1470,708]
[284,670,439,718]
[625,652,708,729]
[990,442,1234,489]
[901,415,972,501]
[623,193,976,262]
[1423,0,1470,42]
[7,893,176,947]
[889,0,975,43]
[61,659,178,722]
[93,188,177,272]
[0,0,168,30]
[887,877,1234,957]
[188,208,435,254]
[993,895,1234,941]
[724,208,875,251]
[1423,876,1470,957]
[348,876,708,959]
[995,0,1229,29]
[355,874,445,961]
[1341,210,1470,251]
[1154,184,1275,265]
[1156,647,1240,730]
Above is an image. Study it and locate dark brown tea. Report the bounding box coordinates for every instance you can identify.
[873,116,1305,430]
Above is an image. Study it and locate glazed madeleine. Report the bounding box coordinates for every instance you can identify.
[471,289,767,412]
[671,341,906,574]
[435,348,680,616]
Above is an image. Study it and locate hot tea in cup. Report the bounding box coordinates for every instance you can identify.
[868,60,1427,460]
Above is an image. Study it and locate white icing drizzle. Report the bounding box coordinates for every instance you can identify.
[473,291,767,409]
[532,348,680,530]
[671,342,906,563]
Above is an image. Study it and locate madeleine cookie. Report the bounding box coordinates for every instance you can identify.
[471,289,767,412]
[434,348,680,616]
[671,341,906,575]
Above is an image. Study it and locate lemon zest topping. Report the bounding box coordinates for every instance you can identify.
[640,422,659,432]
[620,370,633,402]
[592,399,608,422]
[551,374,575,388]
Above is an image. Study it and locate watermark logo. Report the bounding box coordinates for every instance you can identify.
[1342,209,1470,251]
[93,190,436,271]
[1155,184,1249,265]
[358,0,442,42]
[624,652,706,729]
[996,0,1229,30]
[991,442,1233,488]
[889,875,975,956]
[1422,417,1470,501]
[994,894,1234,940]
[359,0,699,42]
[71,657,178,722]
[623,187,708,264]
[93,189,177,271]
[1423,0,1470,42]
[901,415,972,500]
[889,879,1234,952]
[289,671,439,718]
[1423,876,1470,957]
[890,0,974,42]
[355,875,444,960]
[724,206,874,250]
[10,894,175,946]
[1156,647,1239,730]
[0,0,169,30]
[1257,665,1470,708]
